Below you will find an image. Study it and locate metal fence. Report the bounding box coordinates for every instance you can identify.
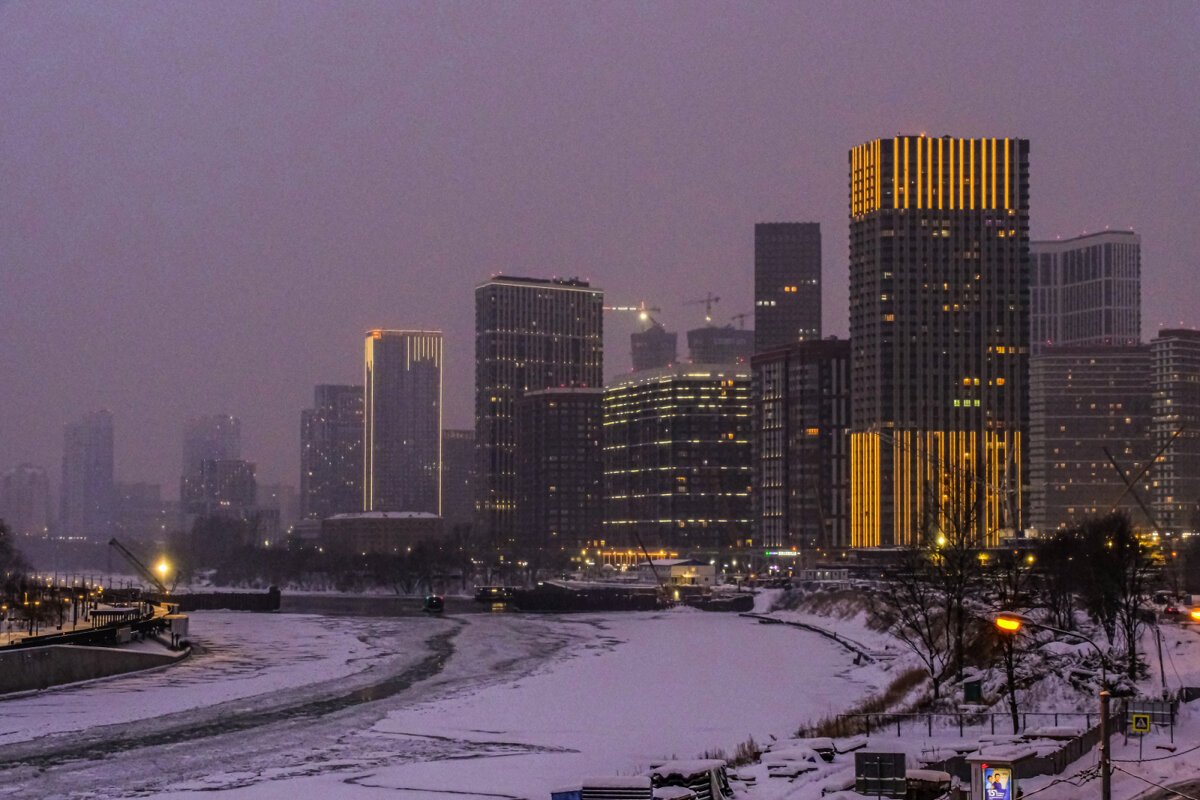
[831,710,1100,738]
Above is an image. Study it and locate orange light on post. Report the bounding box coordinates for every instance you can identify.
[995,616,1022,633]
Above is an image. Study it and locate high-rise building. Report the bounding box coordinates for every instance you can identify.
[516,388,604,554]
[603,364,752,551]
[257,483,299,537]
[475,276,603,546]
[185,459,257,518]
[631,322,677,371]
[849,136,1030,547]
[752,338,851,551]
[1,463,52,537]
[1029,347,1153,532]
[687,325,754,364]
[441,429,476,529]
[60,410,115,540]
[300,384,364,520]
[114,482,169,542]
[754,222,822,353]
[181,414,241,511]
[1030,231,1140,353]
[1151,329,1200,533]
[364,330,442,515]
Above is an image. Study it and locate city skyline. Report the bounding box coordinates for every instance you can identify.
[2,3,1198,492]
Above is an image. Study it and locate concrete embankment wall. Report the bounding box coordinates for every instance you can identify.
[0,644,186,694]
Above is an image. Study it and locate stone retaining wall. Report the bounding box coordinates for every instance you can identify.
[0,644,187,694]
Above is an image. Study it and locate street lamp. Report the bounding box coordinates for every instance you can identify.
[993,614,1108,686]
[994,614,1113,800]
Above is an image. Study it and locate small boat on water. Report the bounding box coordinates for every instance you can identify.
[423,595,444,613]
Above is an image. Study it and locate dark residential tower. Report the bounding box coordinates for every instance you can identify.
[60,410,115,540]
[475,276,603,547]
[751,338,851,550]
[1152,329,1200,533]
[300,384,364,520]
[440,429,476,529]
[1029,347,1153,532]
[515,388,604,554]
[181,414,241,514]
[754,222,822,353]
[1,463,52,538]
[849,135,1030,547]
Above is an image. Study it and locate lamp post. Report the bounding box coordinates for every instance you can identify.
[994,614,1111,800]
[993,614,1108,687]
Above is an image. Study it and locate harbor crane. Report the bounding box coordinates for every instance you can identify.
[108,538,177,595]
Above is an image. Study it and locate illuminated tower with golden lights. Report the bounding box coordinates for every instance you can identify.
[848,136,1030,548]
[364,330,443,515]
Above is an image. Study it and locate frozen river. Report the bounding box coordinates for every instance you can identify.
[0,604,889,799]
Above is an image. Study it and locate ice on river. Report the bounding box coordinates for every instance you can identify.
[0,605,890,799]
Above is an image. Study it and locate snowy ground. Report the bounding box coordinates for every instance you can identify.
[3,599,1196,800]
[0,605,892,799]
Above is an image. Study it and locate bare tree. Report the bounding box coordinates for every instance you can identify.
[920,468,985,683]
[1076,513,1149,679]
[876,549,951,700]
[1033,528,1079,630]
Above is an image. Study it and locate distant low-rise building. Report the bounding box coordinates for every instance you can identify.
[636,558,716,588]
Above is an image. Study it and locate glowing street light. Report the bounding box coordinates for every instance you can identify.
[993,613,1107,687]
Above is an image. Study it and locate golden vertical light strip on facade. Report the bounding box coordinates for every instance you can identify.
[991,138,997,210]
[850,145,856,216]
[958,138,965,210]
[844,146,854,215]
[1004,138,1011,210]
[937,137,944,210]
[893,138,900,210]
[915,136,922,209]
[927,137,933,211]
[979,138,988,209]
[969,139,975,210]
[862,142,867,214]
[903,137,910,209]
[879,138,885,210]
[948,138,955,210]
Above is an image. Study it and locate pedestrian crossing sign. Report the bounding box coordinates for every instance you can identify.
[1130,713,1151,734]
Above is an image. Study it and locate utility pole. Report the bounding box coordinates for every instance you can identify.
[1100,691,1111,800]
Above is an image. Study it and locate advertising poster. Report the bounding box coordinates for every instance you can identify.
[983,766,1012,800]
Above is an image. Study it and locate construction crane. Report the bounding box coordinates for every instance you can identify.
[1104,425,1185,532]
[604,301,664,328]
[684,293,720,325]
[108,538,174,595]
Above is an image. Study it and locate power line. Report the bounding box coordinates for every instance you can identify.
[1111,763,1200,799]
[1114,738,1200,764]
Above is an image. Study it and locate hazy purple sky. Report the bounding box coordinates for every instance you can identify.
[3,2,1198,496]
